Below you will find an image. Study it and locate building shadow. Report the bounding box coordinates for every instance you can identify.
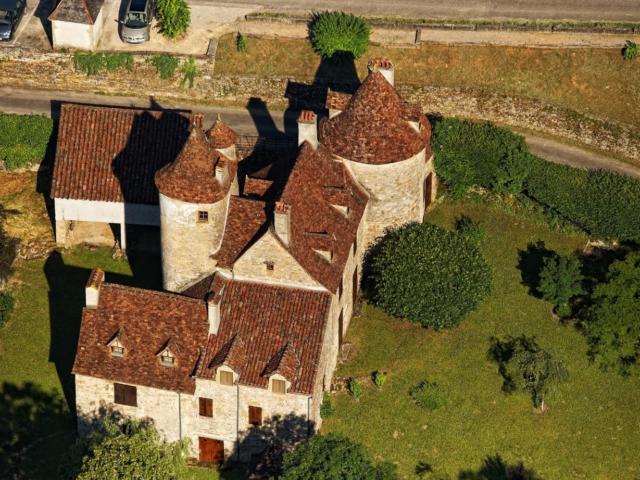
[458,454,540,480]
[35,100,61,236]
[34,0,55,46]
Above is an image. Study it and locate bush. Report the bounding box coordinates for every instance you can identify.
[73,52,133,76]
[179,57,200,89]
[367,223,492,329]
[103,53,133,72]
[0,113,53,170]
[148,54,179,80]
[0,291,14,327]
[348,377,362,399]
[372,370,386,388]
[455,215,485,245]
[410,381,447,411]
[433,118,532,198]
[538,254,583,317]
[525,157,640,241]
[310,11,370,60]
[59,415,189,480]
[623,40,638,60]
[156,0,190,39]
[281,434,398,480]
[320,392,334,418]
[236,32,247,53]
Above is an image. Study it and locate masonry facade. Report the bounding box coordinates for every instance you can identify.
[58,58,436,464]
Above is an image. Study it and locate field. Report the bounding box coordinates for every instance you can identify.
[216,35,640,129]
[321,197,640,479]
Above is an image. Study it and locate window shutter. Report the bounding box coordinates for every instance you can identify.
[219,370,234,386]
[199,397,213,417]
[272,379,286,394]
[248,406,262,426]
[114,383,137,407]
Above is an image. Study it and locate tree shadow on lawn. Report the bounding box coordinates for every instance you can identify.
[458,454,541,480]
[516,241,556,298]
[487,335,539,395]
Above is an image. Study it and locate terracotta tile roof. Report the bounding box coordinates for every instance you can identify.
[279,142,368,292]
[213,196,268,269]
[49,0,103,24]
[207,334,247,373]
[51,104,192,205]
[206,116,237,149]
[242,176,274,199]
[262,343,299,381]
[155,115,237,204]
[318,71,431,164]
[325,90,352,111]
[197,279,331,394]
[73,282,209,394]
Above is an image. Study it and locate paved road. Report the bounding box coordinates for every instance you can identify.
[214,0,640,22]
[1,87,639,178]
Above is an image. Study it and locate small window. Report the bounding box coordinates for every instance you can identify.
[110,345,124,357]
[160,351,175,367]
[199,397,213,417]
[197,211,209,223]
[248,406,262,426]
[219,370,234,386]
[114,383,137,407]
[265,261,274,272]
[272,379,286,394]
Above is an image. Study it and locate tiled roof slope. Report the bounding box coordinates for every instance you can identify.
[279,142,368,292]
[155,116,237,204]
[49,0,104,24]
[73,283,209,394]
[213,197,268,269]
[197,279,331,394]
[206,117,237,149]
[318,71,431,164]
[51,104,191,204]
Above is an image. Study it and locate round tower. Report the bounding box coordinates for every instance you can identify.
[155,114,237,292]
[318,58,436,248]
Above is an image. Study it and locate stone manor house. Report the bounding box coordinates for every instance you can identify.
[51,58,436,464]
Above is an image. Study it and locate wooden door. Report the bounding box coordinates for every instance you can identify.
[424,173,433,210]
[199,437,224,464]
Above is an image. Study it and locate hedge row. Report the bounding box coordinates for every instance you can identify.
[0,113,54,170]
[433,117,640,241]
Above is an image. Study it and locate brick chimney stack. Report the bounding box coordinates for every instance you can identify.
[367,58,395,86]
[297,110,318,149]
[274,201,292,247]
[85,268,105,308]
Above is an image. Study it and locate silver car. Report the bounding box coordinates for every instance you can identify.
[120,0,153,44]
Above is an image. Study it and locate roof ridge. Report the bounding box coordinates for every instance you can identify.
[101,282,207,305]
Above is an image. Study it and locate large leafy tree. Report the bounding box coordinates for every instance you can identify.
[281,434,396,480]
[538,254,584,317]
[156,0,191,39]
[583,252,640,375]
[366,222,492,329]
[60,416,189,480]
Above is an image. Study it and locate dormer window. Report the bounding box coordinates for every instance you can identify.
[157,343,176,368]
[219,370,234,386]
[107,332,125,358]
[198,211,209,223]
[111,345,124,357]
[272,378,286,394]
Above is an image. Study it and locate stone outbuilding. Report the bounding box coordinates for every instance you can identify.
[49,0,107,51]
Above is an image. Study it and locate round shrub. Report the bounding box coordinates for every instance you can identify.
[623,40,638,60]
[410,381,447,411]
[367,222,492,329]
[310,11,370,60]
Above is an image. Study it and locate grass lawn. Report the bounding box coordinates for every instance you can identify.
[321,196,640,479]
[216,35,640,129]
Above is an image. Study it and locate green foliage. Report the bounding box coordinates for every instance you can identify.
[310,11,370,60]
[0,113,53,170]
[73,52,133,76]
[320,391,335,418]
[372,370,386,388]
[410,380,447,411]
[367,222,492,329]
[455,215,485,245]
[148,54,179,80]
[582,252,640,376]
[179,57,201,89]
[0,291,14,327]
[348,377,362,399]
[236,32,247,53]
[623,40,638,60]
[281,433,398,479]
[433,118,532,198]
[156,0,191,39]
[525,157,640,241]
[60,415,189,480]
[539,254,583,317]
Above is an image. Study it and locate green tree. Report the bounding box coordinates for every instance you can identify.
[60,416,189,480]
[538,254,583,317]
[366,222,492,329]
[583,252,640,375]
[156,0,191,39]
[310,11,370,60]
[281,433,397,480]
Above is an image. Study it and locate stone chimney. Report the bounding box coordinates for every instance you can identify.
[367,58,395,86]
[297,110,317,149]
[85,268,105,308]
[191,112,204,131]
[207,292,222,335]
[274,201,291,247]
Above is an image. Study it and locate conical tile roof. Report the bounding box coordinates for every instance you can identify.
[206,115,237,149]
